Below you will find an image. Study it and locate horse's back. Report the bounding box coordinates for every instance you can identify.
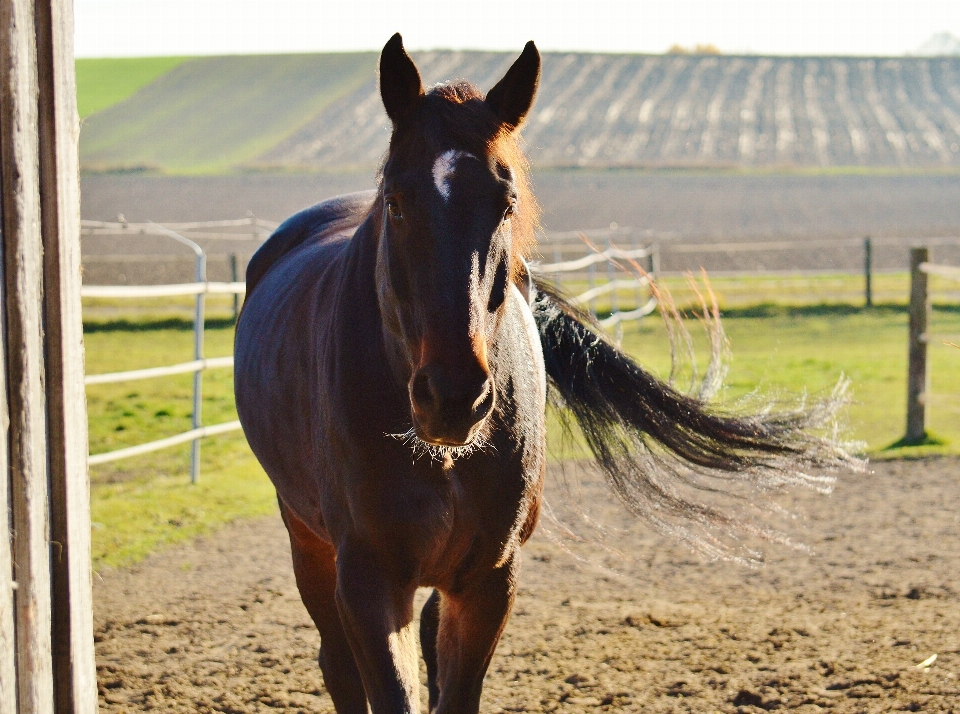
[236,191,375,527]
[245,190,376,298]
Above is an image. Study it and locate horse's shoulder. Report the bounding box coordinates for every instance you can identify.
[245,190,376,297]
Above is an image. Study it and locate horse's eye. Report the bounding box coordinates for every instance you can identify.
[503,203,515,222]
[386,199,403,220]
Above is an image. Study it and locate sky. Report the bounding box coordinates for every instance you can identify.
[75,0,960,58]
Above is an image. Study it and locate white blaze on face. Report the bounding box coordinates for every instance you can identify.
[432,149,474,201]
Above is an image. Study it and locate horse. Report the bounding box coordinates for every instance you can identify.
[234,34,859,714]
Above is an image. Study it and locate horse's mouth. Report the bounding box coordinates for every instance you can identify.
[411,416,483,449]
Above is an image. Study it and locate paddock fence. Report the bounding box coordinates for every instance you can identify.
[82,219,960,305]
[81,219,960,481]
[534,226,660,331]
[81,221,250,483]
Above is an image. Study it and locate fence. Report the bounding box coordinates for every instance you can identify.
[82,218,960,302]
[82,223,247,483]
[81,220,960,478]
[904,247,960,444]
[80,221,663,481]
[536,230,659,330]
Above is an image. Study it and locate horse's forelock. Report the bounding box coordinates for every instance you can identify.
[431,83,540,268]
[382,80,540,272]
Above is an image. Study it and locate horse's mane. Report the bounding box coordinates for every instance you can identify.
[377,80,541,274]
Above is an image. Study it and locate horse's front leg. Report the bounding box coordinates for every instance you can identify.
[433,552,520,714]
[335,539,420,714]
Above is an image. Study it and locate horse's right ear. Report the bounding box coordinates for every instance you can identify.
[379,33,424,125]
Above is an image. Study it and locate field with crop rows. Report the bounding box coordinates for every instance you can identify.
[79,53,960,174]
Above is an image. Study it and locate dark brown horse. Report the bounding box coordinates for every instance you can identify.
[235,34,858,714]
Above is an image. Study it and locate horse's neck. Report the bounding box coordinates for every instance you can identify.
[328,218,409,412]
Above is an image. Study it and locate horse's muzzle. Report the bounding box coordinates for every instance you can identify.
[409,363,494,446]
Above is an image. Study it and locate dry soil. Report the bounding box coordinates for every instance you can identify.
[94,457,960,713]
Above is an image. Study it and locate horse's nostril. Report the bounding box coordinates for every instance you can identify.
[473,379,493,418]
[411,370,437,410]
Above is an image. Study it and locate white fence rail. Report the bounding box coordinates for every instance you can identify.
[82,225,248,482]
[81,220,664,480]
[536,237,660,331]
[82,218,960,478]
[88,421,243,466]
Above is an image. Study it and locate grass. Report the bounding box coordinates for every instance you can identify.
[621,308,960,457]
[553,271,960,311]
[76,57,190,119]
[84,299,960,569]
[85,322,278,569]
[79,53,377,174]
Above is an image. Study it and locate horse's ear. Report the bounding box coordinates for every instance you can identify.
[485,41,540,130]
[379,33,424,124]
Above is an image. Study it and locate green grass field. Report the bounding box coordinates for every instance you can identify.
[84,298,960,570]
[79,53,377,173]
[76,57,190,119]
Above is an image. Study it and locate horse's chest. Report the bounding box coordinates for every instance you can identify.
[356,459,534,584]
[417,466,535,586]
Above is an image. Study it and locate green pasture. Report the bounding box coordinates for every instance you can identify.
[84,294,960,570]
[76,57,190,119]
[555,271,960,311]
[79,53,377,174]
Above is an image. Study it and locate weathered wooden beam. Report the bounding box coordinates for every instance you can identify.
[34,0,96,710]
[905,247,929,444]
[0,0,55,711]
[0,150,16,714]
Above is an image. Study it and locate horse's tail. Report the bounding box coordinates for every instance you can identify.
[531,279,863,558]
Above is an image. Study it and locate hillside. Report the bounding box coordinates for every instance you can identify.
[80,52,960,173]
[80,53,376,173]
[76,57,191,119]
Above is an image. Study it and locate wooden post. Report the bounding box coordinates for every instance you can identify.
[1,0,96,711]
[905,247,929,444]
[863,236,872,307]
[35,0,97,710]
[1,0,56,710]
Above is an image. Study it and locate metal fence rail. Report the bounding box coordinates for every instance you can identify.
[536,236,659,331]
[81,216,279,242]
[82,227,247,482]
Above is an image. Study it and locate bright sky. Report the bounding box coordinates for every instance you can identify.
[75,0,960,58]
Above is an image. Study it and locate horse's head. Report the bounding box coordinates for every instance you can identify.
[375,33,540,449]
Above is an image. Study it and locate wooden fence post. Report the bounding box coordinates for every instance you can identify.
[35,0,97,709]
[1,1,56,710]
[905,247,929,444]
[1,0,96,711]
[863,236,872,307]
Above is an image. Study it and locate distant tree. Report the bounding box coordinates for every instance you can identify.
[666,43,722,55]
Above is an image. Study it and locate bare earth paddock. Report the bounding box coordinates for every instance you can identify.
[94,458,960,713]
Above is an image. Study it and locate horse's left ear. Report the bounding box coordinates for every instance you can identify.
[485,41,540,130]
[380,33,424,124]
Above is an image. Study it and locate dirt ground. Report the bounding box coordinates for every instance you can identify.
[94,457,960,713]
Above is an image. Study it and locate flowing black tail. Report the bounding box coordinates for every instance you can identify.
[531,280,864,558]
